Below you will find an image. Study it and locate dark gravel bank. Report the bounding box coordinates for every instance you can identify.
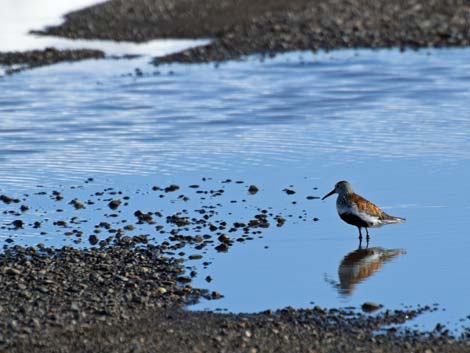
[2,244,469,353]
[1,180,470,352]
[10,304,470,353]
[0,48,104,74]
[36,0,470,64]
[3,0,470,72]
[0,243,208,348]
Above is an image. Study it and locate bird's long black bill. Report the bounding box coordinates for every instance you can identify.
[321,189,335,200]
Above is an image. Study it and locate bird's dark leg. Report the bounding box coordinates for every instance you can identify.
[358,227,362,241]
[366,228,370,241]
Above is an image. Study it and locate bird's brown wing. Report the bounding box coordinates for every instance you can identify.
[348,193,385,218]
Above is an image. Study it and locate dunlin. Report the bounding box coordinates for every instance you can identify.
[322,181,405,241]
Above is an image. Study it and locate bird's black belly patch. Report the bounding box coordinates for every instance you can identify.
[339,213,370,228]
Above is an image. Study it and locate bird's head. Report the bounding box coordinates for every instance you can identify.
[322,180,353,200]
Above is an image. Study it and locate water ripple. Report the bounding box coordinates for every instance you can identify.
[1,48,470,188]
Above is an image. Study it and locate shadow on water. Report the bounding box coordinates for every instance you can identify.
[326,244,406,297]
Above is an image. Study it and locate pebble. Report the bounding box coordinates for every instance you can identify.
[89,235,99,245]
[12,220,24,229]
[176,276,192,283]
[361,302,382,313]
[188,254,203,260]
[0,195,20,204]
[164,185,180,192]
[283,188,296,195]
[215,243,229,252]
[108,199,122,210]
[217,234,230,243]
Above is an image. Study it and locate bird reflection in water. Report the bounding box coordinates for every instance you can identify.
[326,246,406,296]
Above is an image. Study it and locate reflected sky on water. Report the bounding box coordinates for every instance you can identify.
[1,48,470,332]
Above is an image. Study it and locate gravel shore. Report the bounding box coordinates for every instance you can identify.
[37,0,470,64]
[2,244,469,353]
[1,180,470,352]
[0,48,104,74]
[2,0,470,71]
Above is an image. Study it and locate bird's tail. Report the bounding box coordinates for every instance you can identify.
[381,213,406,224]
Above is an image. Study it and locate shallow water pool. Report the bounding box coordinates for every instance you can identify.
[1,48,470,333]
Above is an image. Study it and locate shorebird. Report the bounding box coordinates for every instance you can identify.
[322,181,405,241]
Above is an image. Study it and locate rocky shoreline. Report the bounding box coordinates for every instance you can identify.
[0,48,104,75]
[0,179,469,352]
[2,243,469,353]
[2,0,470,72]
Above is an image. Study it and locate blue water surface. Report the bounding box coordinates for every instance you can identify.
[1,48,470,333]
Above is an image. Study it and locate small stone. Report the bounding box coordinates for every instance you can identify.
[157,287,167,295]
[217,234,230,243]
[70,199,85,209]
[108,199,122,210]
[361,302,382,313]
[88,235,99,245]
[55,220,67,227]
[215,243,229,252]
[115,274,129,282]
[164,184,180,192]
[188,254,203,260]
[36,286,48,294]
[283,188,296,195]
[5,267,21,276]
[176,276,192,283]
[275,216,286,227]
[19,290,32,299]
[12,220,24,229]
[211,291,223,299]
[0,195,19,204]
[248,185,259,194]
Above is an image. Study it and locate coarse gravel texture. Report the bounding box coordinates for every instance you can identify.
[3,0,470,71]
[34,0,470,64]
[0,48,104,74]
[1,242,468,353]
[1,181,470,352]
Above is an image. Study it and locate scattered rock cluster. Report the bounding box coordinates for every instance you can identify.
[0,48,104,74]
[0,179,468,352]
